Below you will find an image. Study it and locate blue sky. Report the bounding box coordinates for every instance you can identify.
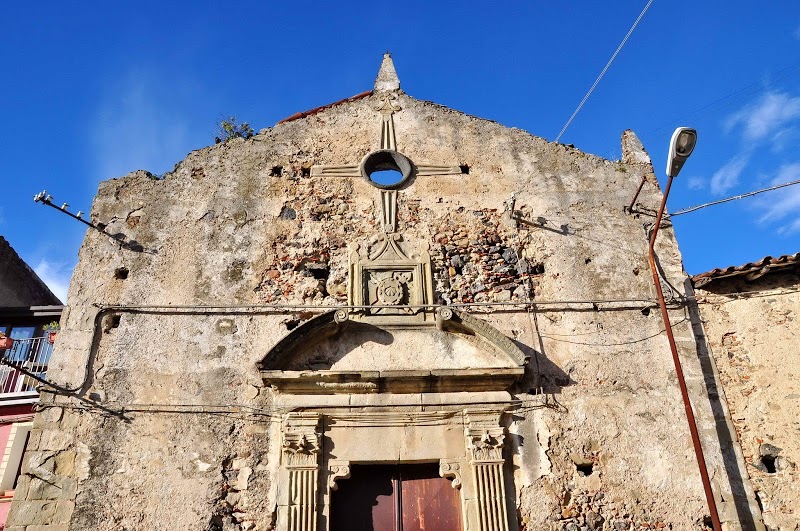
[1,1,799,302]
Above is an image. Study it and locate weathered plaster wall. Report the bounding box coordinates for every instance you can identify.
[7,88,760,530]
[695,272,800,531]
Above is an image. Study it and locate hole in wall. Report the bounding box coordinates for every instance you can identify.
[285,319,301,331]
[761,455,777,474]
[531,263,545,275]
[641,307,651,316]
[114,267,129,280]
[702,516,714,529]
[576,462,593,476]
[301,166,311,178]
[270,166,283,177]
[460,164,470,174]
[103,314,121,333]
[584,258,592,264]
[305,264,329,281]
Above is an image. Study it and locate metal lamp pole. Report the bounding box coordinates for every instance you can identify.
[650,127,721,531]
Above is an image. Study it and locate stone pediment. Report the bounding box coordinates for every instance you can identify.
[258,309,529,394]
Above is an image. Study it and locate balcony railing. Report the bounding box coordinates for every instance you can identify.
[0,336,53,400]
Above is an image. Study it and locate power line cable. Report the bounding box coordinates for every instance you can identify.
[555,0,654,142]
[642,59,800,144]
[670,178,800,217]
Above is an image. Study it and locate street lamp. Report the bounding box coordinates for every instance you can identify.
[650,128,721,530]
[666,127,698,178]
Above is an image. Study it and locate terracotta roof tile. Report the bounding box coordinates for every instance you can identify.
[692,252,800,288]
[276,90,373,125]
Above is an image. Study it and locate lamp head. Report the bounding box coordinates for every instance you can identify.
[666,127,697,178]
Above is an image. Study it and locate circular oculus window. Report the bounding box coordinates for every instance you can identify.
[360,149,413,189]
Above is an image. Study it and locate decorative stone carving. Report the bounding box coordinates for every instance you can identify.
[282,433,319,467]
[348,237,434,324]
[282,413,322,467]
[327,461,351,491]
[306,75,464,327]
[439,458,462,489]
[467,429,506,462]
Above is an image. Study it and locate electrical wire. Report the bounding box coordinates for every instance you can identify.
[643,59,800,143]
[670,178,800,217]
[555,0,654,142]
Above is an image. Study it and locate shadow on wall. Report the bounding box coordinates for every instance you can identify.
[684,278,762,531]
[512,338,573,395]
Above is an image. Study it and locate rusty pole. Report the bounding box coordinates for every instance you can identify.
[648,175,722,531]
[626,175,648,213]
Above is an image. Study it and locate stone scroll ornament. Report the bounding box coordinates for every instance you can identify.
[311,82,460,323]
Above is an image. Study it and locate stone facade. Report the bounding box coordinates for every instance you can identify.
[693,265,800,531]
[6,55,769,530]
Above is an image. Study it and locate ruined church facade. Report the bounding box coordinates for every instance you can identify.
[6,56,767,530]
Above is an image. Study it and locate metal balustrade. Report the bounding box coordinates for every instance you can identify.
[0,336,53,398]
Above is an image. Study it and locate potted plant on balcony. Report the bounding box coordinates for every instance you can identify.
[0,331,12,350]
[43,321,60,345]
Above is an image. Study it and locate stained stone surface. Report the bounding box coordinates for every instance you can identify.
[695,272,800,531]
[5,57,768,531]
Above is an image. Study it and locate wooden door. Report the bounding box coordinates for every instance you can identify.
[330,463,462,531]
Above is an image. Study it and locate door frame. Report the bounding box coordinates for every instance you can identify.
[274,407,516,531]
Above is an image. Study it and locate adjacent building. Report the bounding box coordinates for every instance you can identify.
[692,254,800,530]
[0,236,62,528]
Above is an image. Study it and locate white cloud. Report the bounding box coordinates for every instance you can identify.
[33,259,71,304]
[757,163,800,234]
[725,92,800,143]
[91,73,190,180]
[709,155,749,196]
[686,176,705,191]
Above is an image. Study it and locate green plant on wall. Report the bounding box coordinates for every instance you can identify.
[215,116,254,143]
[43,321,60,332]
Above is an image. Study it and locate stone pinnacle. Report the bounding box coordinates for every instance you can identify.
[374,52,400,92]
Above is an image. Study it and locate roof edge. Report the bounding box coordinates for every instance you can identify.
[276,90,373,125]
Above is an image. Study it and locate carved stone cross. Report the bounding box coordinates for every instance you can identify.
[311,54,461,323]
[311,62,463,235]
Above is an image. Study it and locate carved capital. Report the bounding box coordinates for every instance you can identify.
[282,413,322,468]
[465,409,506,463]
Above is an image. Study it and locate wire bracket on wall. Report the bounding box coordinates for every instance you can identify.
[33,190,152,253]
